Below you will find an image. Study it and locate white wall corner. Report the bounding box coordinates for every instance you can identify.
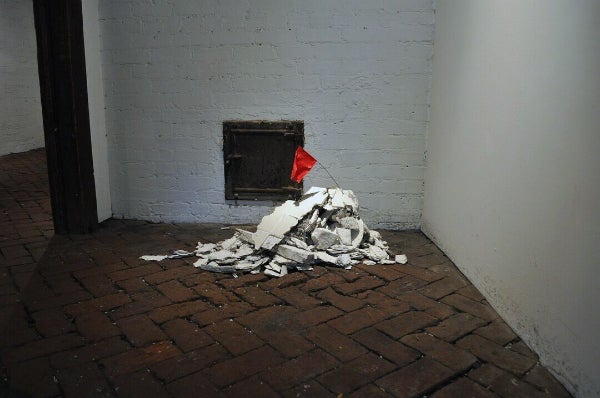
[82,0,112,222]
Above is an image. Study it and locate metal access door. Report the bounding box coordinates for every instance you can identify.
[223,121,304,201]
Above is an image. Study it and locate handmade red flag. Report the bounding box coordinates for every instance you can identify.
[290,146,317,183]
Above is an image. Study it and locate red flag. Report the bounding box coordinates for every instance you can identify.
[290,146,317,183]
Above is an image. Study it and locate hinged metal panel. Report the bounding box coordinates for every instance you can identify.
[224,121,304,201]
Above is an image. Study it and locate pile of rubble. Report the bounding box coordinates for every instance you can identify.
[142,187,407,277]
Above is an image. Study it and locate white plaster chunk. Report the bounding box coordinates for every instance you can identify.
[311,228,340,250]
[335,227,353,246]
[235,244,254,257]
[275,245,315,264]
[363,260,376,266]
[379,259,395,265]
[235,229,254,244]
[395,254,408,264]
[365,245,389,262]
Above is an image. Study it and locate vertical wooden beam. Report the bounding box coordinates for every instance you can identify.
[33,0,98,234]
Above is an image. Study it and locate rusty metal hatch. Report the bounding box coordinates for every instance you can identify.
[224,121,304,201]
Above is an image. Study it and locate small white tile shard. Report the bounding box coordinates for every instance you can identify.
[380,259,395,265]
[140,255,168,261]
[336,253,352,267]
[363,260,376,265]
[395,254,408,264]
[311,228,340,250]
[207,250,238,262]
[193,258,209,268]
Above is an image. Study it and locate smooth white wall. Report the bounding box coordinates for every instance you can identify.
[97,0,434,228]
[0,0,43,155]
[423,1,600,396]
[82,0,112,222]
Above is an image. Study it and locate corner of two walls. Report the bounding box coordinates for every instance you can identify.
[423,1,600,396]
[82,0,112,222]
[94,0,435,229]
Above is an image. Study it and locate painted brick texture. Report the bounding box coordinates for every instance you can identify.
[0,0,44,155]
[97,0,434,228]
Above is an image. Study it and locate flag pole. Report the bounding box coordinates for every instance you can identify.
[317,161,340,188]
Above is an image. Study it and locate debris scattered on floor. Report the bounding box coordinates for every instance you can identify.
[141,187,407,277]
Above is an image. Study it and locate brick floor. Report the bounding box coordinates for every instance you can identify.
[0,149,572,397]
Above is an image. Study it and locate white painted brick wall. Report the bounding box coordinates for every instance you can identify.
[98,0,434,229]
[0,0,44,156]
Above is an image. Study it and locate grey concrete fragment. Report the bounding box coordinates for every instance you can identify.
[315,251,338,264]
[200,262,236,273]
[275,245,315,263]
[326,244,355,254]
[140,255,168,261]
[311,228,340,250]
[207,250,238,261]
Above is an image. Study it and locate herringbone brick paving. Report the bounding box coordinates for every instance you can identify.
[0,150,571,397]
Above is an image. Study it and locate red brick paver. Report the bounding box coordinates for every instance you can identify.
[0,150,572,397]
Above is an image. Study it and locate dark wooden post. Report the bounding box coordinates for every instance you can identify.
[33,0,98,234]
